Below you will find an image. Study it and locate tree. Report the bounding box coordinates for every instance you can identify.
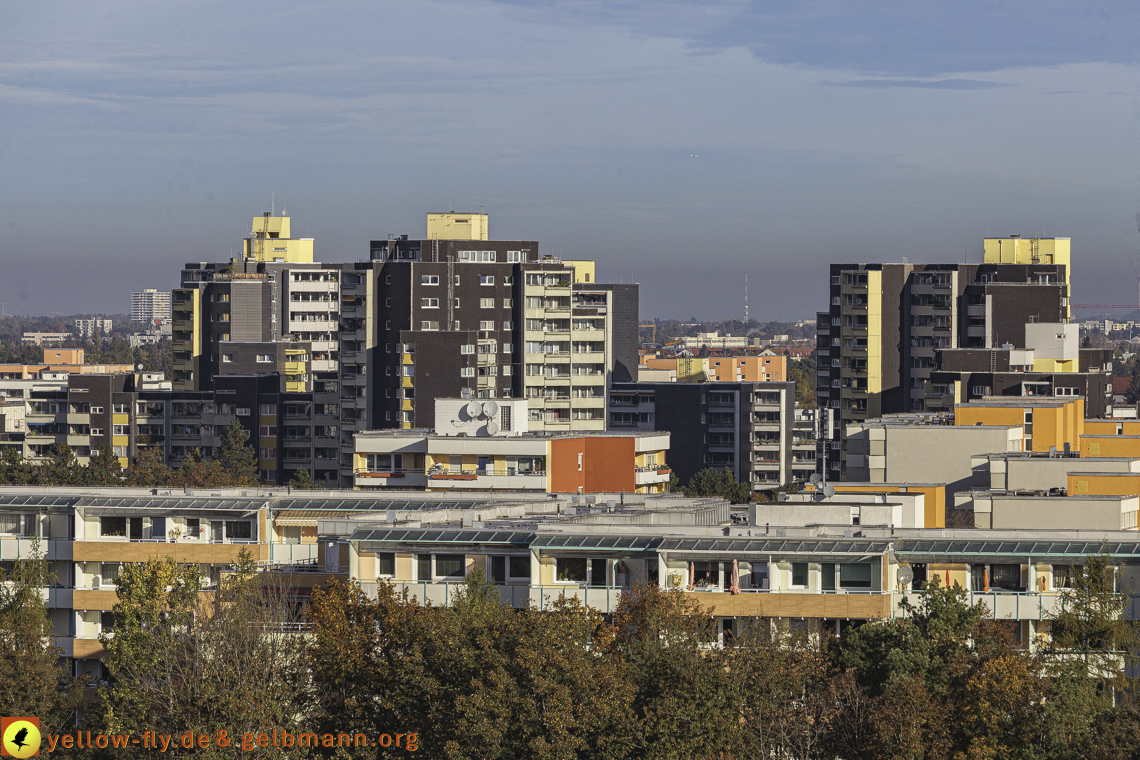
[1049,551,1140,692]
[172,448,229,489]
[787,355,817,409]
[125,446,171,487]
[86,443,124,485]
[0,538,87,738]
[611,582,739,758]
[0,447,34,485]
[288,467,314,490]
[217,417,259,486]
[681,467,752,503]
[308,571,635,759]
[96,551,311,758]
[36,443,78,486]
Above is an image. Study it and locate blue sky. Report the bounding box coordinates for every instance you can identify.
[2,1,1140,319]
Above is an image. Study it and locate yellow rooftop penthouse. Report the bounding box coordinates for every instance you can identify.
[242,211,314,263]
[983,236,1070,267]
[427,212,489,241]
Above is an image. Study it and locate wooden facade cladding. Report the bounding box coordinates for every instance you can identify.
[72,542,268,563]
[689,591,892,619]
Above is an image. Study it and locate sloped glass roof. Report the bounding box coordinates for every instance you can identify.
[276,498,502,512]
[353,528,535,545]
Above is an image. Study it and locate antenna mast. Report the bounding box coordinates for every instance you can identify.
[744,274,749,321]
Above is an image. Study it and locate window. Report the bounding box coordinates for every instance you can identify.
[480,298,494,308]
[421,321,439,331]
[417,554,432,580]
[504,275,513,284]
[421,298,439,308]
[1053,565,1079,589]
[454,298,460,307]
[480,275,495,285]
[220,354,233,363]
[377,552,395,577]
[507,250,522,262]
[461,344,475,354]
[259,404,277,415]
[235,408,250,416]
[839,563,873,589]
[225,520,253,540]
[100,516,127,537]
[480,320,495,330]
[502,343,513,353]
[435,554,466,578]
[503,321,512,330]
[113,403,129,414]
[90,428,104,437]
[256,354,272,363]
[259,425,277,436]
[460,367,475,377]
[502,298,511,308]
[421,275,439,285]
[90,406,104,414]
[791,563,808,588]
[259,448,277,459]
[455,275,461,285]
[556,557,587,583]
[113,424,129,435]
[101,563,121,586]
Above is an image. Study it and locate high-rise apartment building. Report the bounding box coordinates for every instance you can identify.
[131,289,172,323]
[816,236,1076,479]
[332,214,636,486]
[171,212,337,395]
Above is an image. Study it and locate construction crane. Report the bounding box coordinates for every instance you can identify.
[1072,304,1139,309]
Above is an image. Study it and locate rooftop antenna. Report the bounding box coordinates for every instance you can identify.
[271,193,274,216]
[744,274,749,320]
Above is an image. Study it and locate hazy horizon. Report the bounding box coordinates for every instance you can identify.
[4,1,1140,321]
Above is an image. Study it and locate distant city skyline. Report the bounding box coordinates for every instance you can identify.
[3,1,1140,319]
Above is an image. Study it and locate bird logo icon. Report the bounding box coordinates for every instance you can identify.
[1,718,40,758]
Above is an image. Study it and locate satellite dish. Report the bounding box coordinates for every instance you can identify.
[823,485,836,498]
[485,420,500,436]
[465,400,482,418]
[809,474,820,485]
[897,567,914,586]
[482,400,499,417]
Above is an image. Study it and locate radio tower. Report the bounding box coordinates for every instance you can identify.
[744,274,749,321]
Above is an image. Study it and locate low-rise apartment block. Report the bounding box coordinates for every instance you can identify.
[353,398,670,493]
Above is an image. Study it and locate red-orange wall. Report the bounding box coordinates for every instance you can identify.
[550,437,637,493]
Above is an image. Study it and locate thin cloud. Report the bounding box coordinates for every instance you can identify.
[822,78,1010,90]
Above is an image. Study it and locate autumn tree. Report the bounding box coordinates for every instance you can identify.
[308,571,635,759]
[611,581,740,758]
[0,538,87,737]
[125,446,171,487]
[95,551,312,758]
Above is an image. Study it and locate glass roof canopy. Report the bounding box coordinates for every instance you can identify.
[0,495,83,508]
[896,539,1140,559]
[353,528,537,547]
[276,498,507,512]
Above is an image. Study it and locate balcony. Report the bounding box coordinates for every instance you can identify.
[687,590,892,619]
[360,581,626,614]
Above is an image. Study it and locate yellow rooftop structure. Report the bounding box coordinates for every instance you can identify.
[982,236,1070,267]
[427,212,489,241]
[242,211,313,263]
